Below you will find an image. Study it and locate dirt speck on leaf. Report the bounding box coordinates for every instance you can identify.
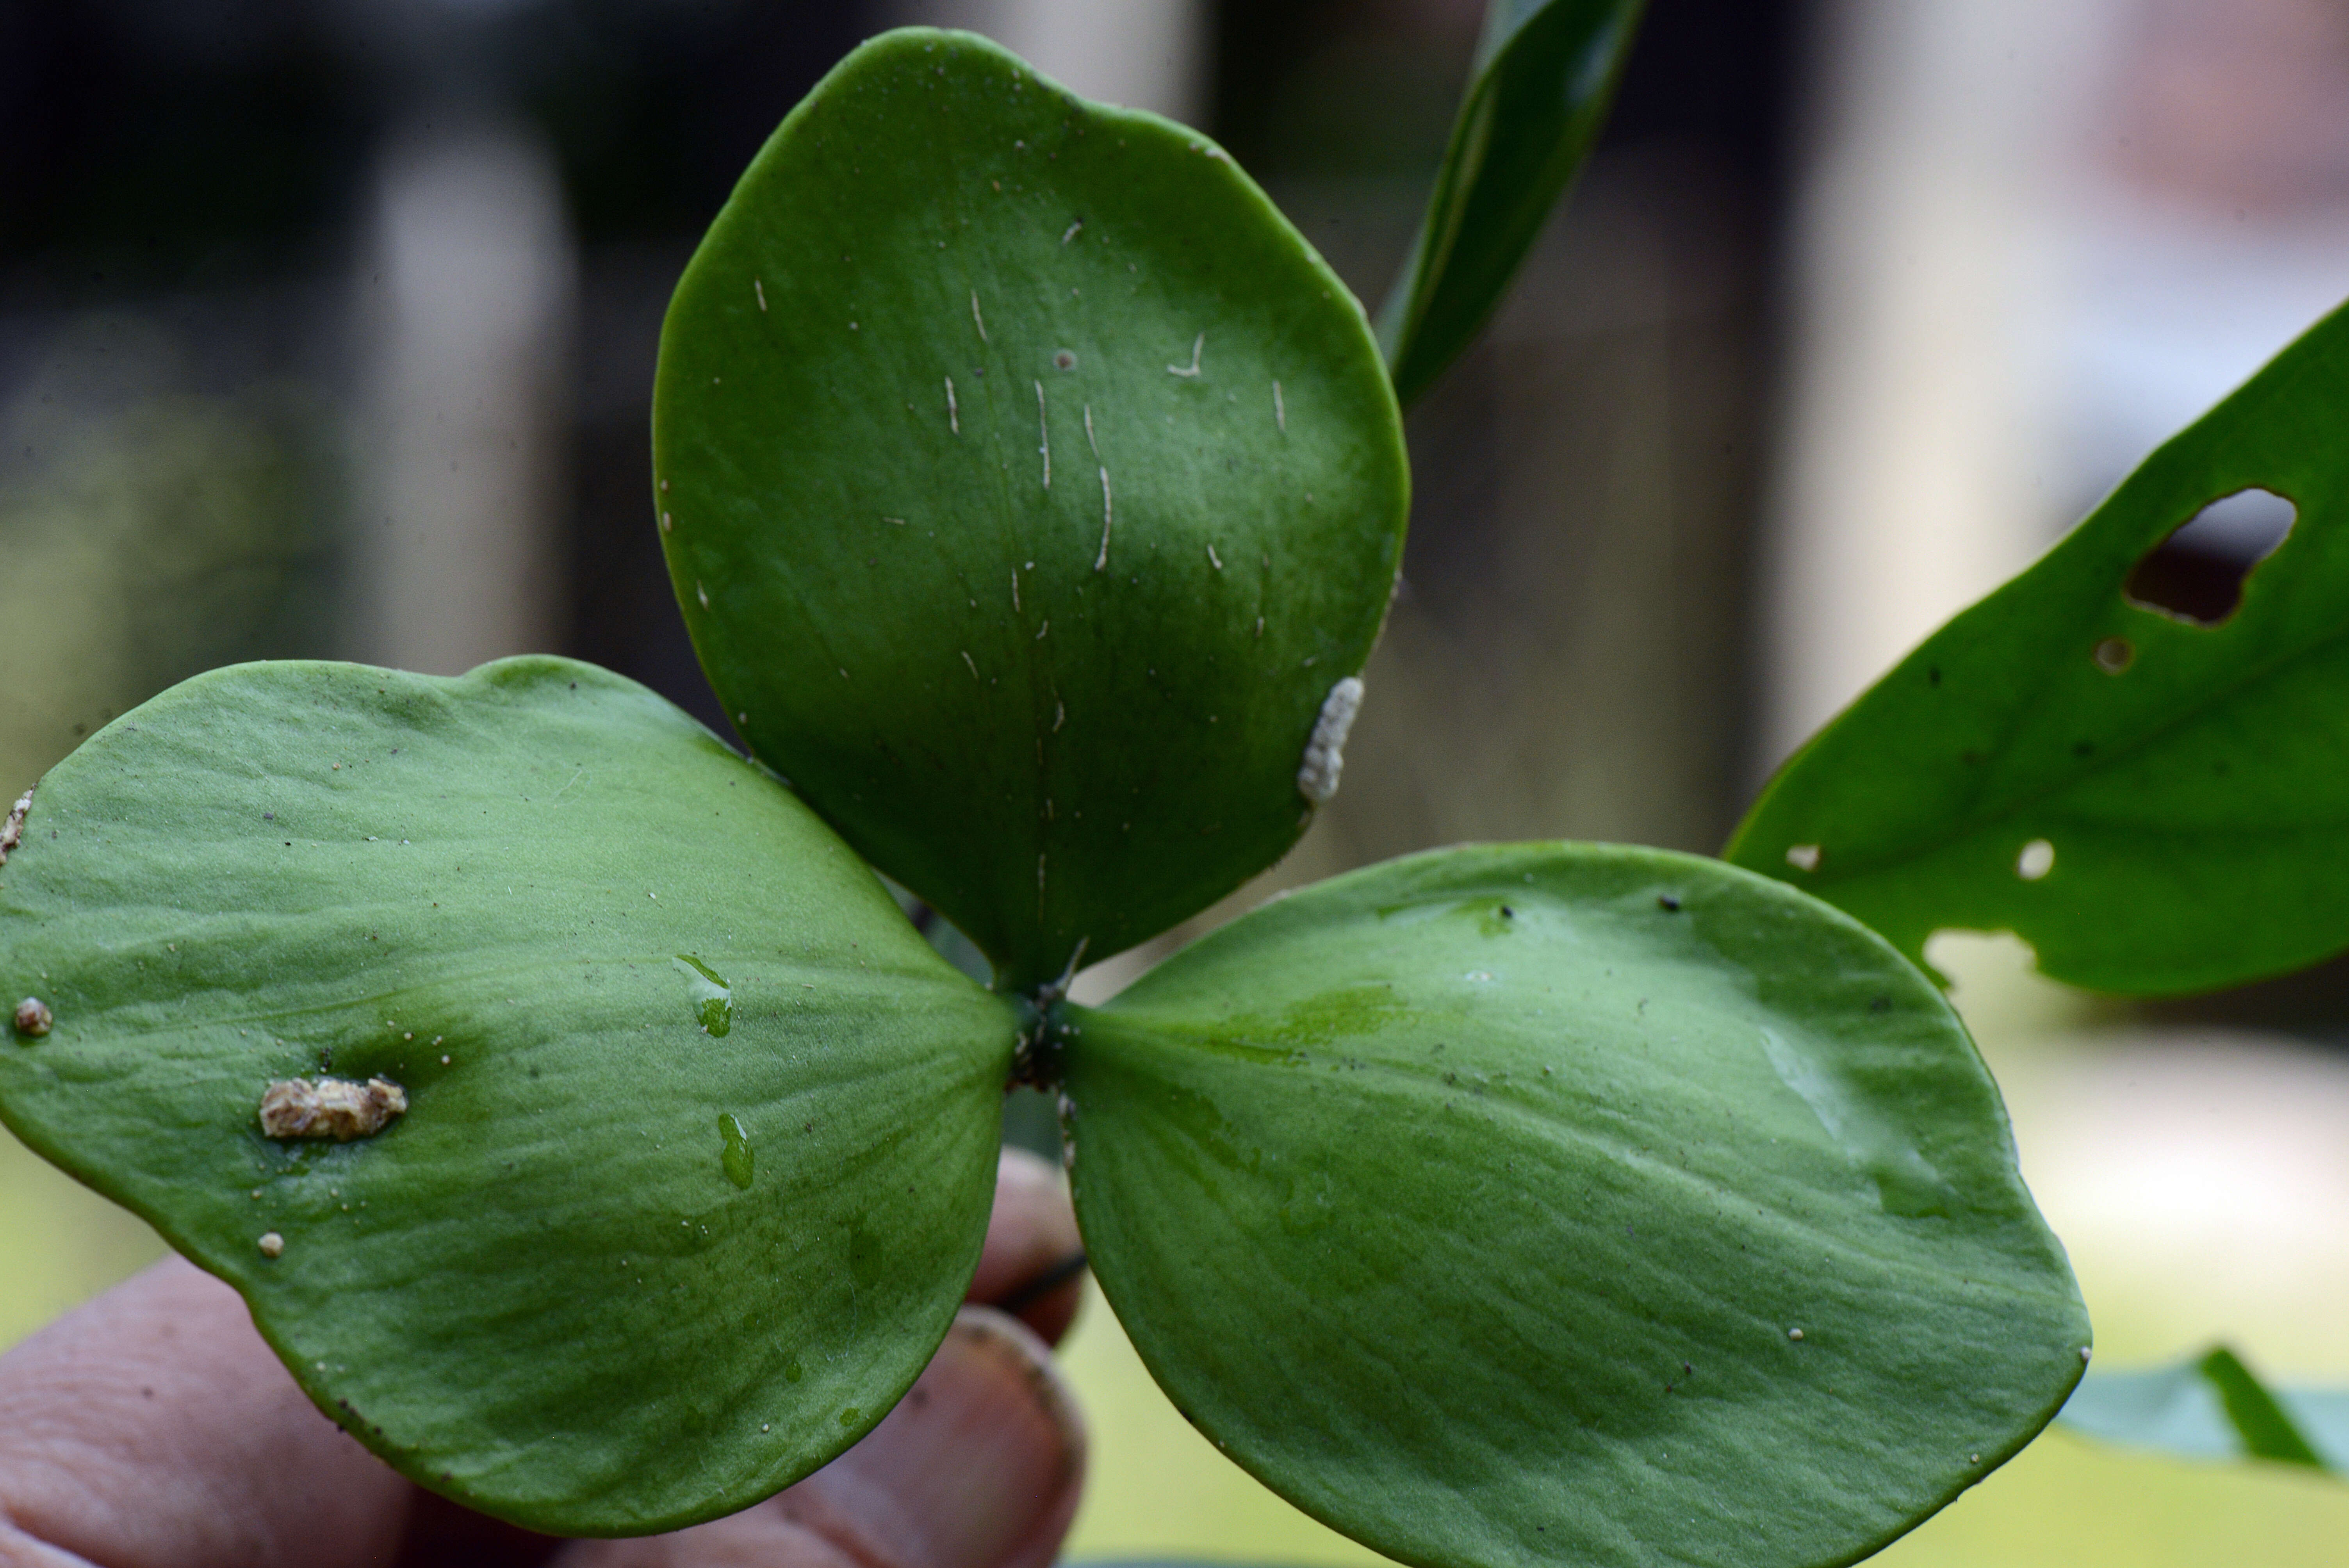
[260,1076,408,1140]
[0,784,35,864]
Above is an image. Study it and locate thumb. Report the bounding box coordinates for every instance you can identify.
[556,1306,1085,1568]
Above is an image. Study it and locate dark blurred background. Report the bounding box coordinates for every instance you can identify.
[0,0,1797,867]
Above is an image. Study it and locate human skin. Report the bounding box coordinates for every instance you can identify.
[0,1149,1088,1568]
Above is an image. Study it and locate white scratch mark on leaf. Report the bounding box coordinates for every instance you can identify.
[1035,380,1051,488]
[1094,468,1113,570]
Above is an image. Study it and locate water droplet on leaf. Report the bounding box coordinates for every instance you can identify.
[672,955,734,1036]
[718,1112,755,1190]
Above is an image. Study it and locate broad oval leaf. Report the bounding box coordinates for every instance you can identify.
[1727,298,2349,995]
[1376,0,1648,408]
[654,29,1410,992]
[0,658,1016,1534]
[1058,842,2086,1568]
[2060,1346,2349,1473]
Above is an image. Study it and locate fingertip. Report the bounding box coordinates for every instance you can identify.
[970,1149,1087,1345]
[793,1306,1086,1568]
[0,1256,409,1568]
[558,1305,1086,1568]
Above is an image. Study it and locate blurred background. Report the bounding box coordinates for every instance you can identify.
[8,0,2349,1561]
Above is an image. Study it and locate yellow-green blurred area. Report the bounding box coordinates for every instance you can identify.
[0,318,331,786]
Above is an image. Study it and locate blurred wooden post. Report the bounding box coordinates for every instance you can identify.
[352,121,575,675]
[898,0,1208,121]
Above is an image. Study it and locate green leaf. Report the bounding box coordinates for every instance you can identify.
[1057,842,2087,1568]
[2060,1347,2349,1472]
[655,29,1409,992]
[1726,298,2349,994]
[1376,0,1649,407]
[0,658,1016,1534]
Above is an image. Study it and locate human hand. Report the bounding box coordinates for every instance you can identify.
[0,1148,1087,1568]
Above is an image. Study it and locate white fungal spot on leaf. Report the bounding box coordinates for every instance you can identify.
[258,1232,285,1258]
[260,1077,408,1141]
[1785,843,1822,872]
[754,277,767,312]
[0,785,34,866]
[946,376,959,435]
[13,997,52,1037]
[2016,839,2055,880]
[1297,676,1364,804]
[1273,380,1285,431]
[1168,333,1204,378]
[971,290,988,342]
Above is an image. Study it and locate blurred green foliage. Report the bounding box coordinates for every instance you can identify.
[0,312,334,1348]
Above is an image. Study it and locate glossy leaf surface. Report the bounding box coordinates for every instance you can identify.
[1729,299,2349,994]
[1060,843,2087,1568]
[0,659,1015,1533]
[2060,1347,2349,1472]
[1376,0,1648,407]
[656,29,1409,991]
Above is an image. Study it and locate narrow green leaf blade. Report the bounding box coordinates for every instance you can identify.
[2060,1347,2349,1472]
[0,658,1016,1534]
[655,29,1409,991]
[1060,843,2087,1568]
[1376,0,1649,407]
[1727,298,2349,994]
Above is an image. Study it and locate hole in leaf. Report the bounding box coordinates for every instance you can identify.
[2016,839,2054,881]
[2123,487,2295,625]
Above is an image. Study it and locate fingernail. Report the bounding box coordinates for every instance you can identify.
[795,1306,1085,1568]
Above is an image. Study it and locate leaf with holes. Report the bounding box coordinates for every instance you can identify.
[1727,296,2349,994]
[2060,1347,2349,1473]
[1057,842,2087,1568]
[1376,0,1649,408]
[0,658,1016,1533]
[655,29,1409,992]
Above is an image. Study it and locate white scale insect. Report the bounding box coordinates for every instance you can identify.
[1296,676,1364,804]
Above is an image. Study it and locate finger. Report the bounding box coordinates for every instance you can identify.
[553,1305,1084,1568]
[0,1256,410,1568]
[967,1148,1087,1344]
